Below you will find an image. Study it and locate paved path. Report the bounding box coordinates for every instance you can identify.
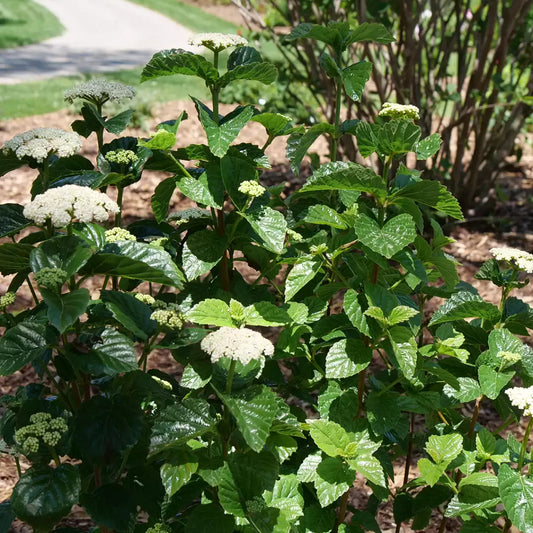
[0,0,195,85]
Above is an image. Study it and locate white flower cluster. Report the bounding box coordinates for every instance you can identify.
[64,79,136,105]
[378,102,420,121]
[105,227,136,243]
[490,247,533,273]
[506,385,533,416]
[24,184,119,227]
[188,32,247,52]
[200,326,274,365]
[3,128,82,163]
[238,180,265,198]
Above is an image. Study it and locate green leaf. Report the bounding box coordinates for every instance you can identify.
[285,256,323,302]
[139,130,177,151]
[314,457,354,507]
[161,450,199,497]
[228,46,262,69]
[84,241,184,287]
[218,385,278,453]
[0,204,29,238]
[304,205,348,229]
[219,61,277,87]
[0,502,14,533]
[388,305,419,326]
[151,398,216,452]
[478,365,513,400]
[310,420,353,457]
[141,49,219,83]
[343,290,370,336]
[178,173,224,209]
[104,109,133,135]
[187,299,233,327]
[285,22,344,47]
[72,394,143,462]
[355,213,416,259]
[347,455,386,487]
[287,123,335,174]
[252,113,292,138]
[301,161,386,197]
[152,176,176,222]
[0,150,24,176]
[244,206,287,254]
[185,503,235,533]
[297,453,321,483]
[379,120,421,156]
[67,328,138,376]
[418,458,447,487]
[426,433,463,466]
[242,301,292,326]
[193,98,254,157]
[429,291,500,326]
[341,61,372,102]
[0,243,33,275]
[41,288,90,334]
[0,320,49,375]
[101,290,157,340]
[182,229,227,280]
[11,465,80,531]
[498,465,533,533]
[443,377,482,403]
[30,235,92,277]
[325,338,372,379]
[355,122,380,157]
[263,474,304,520]
[416,133,442,159]
[346,22,395,44]
[446,482,500,517]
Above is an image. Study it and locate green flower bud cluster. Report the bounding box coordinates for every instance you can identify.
[146,523,170,533]
[105,227,136,243]
[238,180,266,198]
[151,375,173,391]
[0,292,16,308]
[150,307,184,330]
[499,351,522,364]
[105,149,138,165]
[134,293,156,305]
[15,412,68,455]
[34,267,68,288]
[149,237,169,248]
[286,229,303,242]
[310,243,328,255]
[378,102,420,121]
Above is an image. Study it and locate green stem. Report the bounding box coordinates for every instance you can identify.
[518,417,533,471]
[225,359,237,395]
[14,456,21,477]
[95,103,104,153]
[212,52,220,123]
[115,186,124,226]
[25,275,40,305]
[40,157,50,193]
[330,80,343,162]
[44,365,72,410]
[468,395,483,440]
[333,489,350,532]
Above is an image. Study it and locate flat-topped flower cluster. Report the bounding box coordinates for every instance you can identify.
[24,184,119,227]
[490,247,533,273]
[64,79,136,105]
[188,32,247,52]
[3,128,82,163]
[378,102,420,121]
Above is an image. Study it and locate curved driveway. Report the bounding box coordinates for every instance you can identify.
[0,0,195,84]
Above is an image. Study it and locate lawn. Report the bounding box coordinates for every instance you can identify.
[0,0,64,49]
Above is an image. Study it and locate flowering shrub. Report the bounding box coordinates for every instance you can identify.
[0,24,532,533]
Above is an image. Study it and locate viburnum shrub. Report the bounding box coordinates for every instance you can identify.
[0,27,532,533]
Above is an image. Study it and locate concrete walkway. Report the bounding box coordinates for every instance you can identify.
[0,0,195,85]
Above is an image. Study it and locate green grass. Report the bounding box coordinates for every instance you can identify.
[128,0,237,33]
[0,68,209,120]
[0,0,64,49]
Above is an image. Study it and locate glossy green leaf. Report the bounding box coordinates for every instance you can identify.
[11,465,80,531]
[141,49,219,83]
[218,385,278,452]
[320,51,341,78]
[151,398,216,452]
[228,46,261,69]
[72,394,143,462]
[84,241,184,287]
[285,22,344,47]
[314,457,354,507]
[426,433,463,466]
[346,455,386,487]
[285,256,323,302]
[343,290,370,336]
[219,61,277,87]
[478,365,513,400]
[138,130,176,151]
[418,458,447,487]
[445,482,500,517]
[304,204,348,229]
[498,464,533,533]
[286,123,335,173]
[0,502,14,533]
[30,235,92,277]
[244,205,287,254]
[161,450,199,497]
[0,320,49,375]
[178,173,224,209]
[0,204,29,238]
[310,419,353,457]
[0,150,24,176]
[104,109,133,135]
[185,503,235,533]
[252,113,292,138]
[416,133,442,159]
[341,61,372,102]
[41,288,90,334]
[0,243,33,275]
[355,121,380,157]
[429,291,500,326]
[325,338,372,379]
[355,213,416,259]
[151,176,176,222]
[187,299,234,327]
[442,377,482,403]
[297,453,322,483]
[346,22,395,44]
[182,229,227,280]
[388,326,418,381]
[242,301,293,326]
[263,474,304,520]
[379,120,421,156]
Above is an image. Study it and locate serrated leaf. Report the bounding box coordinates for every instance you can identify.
[346,22,395,44]
[418,458,446,487]
[443,377,482,403]
[285,22,344,47]
[285,256,323,302]
[218,385,278,452]
[219,61,277,87]
[104,109,133,135]
[0,242,33,275]
[182,229,227,280]
[355,213,416,258]
[187,298,233,327]
[388,305,419,326]
[41,288,90,334]
[301,161,385,197]
[151,398,216,452]
[84,241,184,287]
[416,133,442,159]
[429,291,500,326]
[379,120,421,156]
[178,173,224,209]
[242,301,292,326]
[310,420,353,457]
[252,113,292,138]
[161,450,199,497]
[11,465,80,531]
[297,453,322,483]
[0,320,49,375]
[426,433,463,466]
[478,365,513,400]
[141,49,219,83]
[0,204,29,238]
[314,457,354,507]
[287,123,335,173]
[304,204,348,229]
[343,290,370,336]
[355,121,380,157]
[151,176,176,222]
[498,465,533,533]
[263,474,304,520]
[185,503,235,533]
[325,338,372,379]
[228,46,262,69]
[244,205,287,254]
[341,61,372,102]
[347,455,386,487]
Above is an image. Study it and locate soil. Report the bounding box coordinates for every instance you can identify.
[0,3,532,533]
